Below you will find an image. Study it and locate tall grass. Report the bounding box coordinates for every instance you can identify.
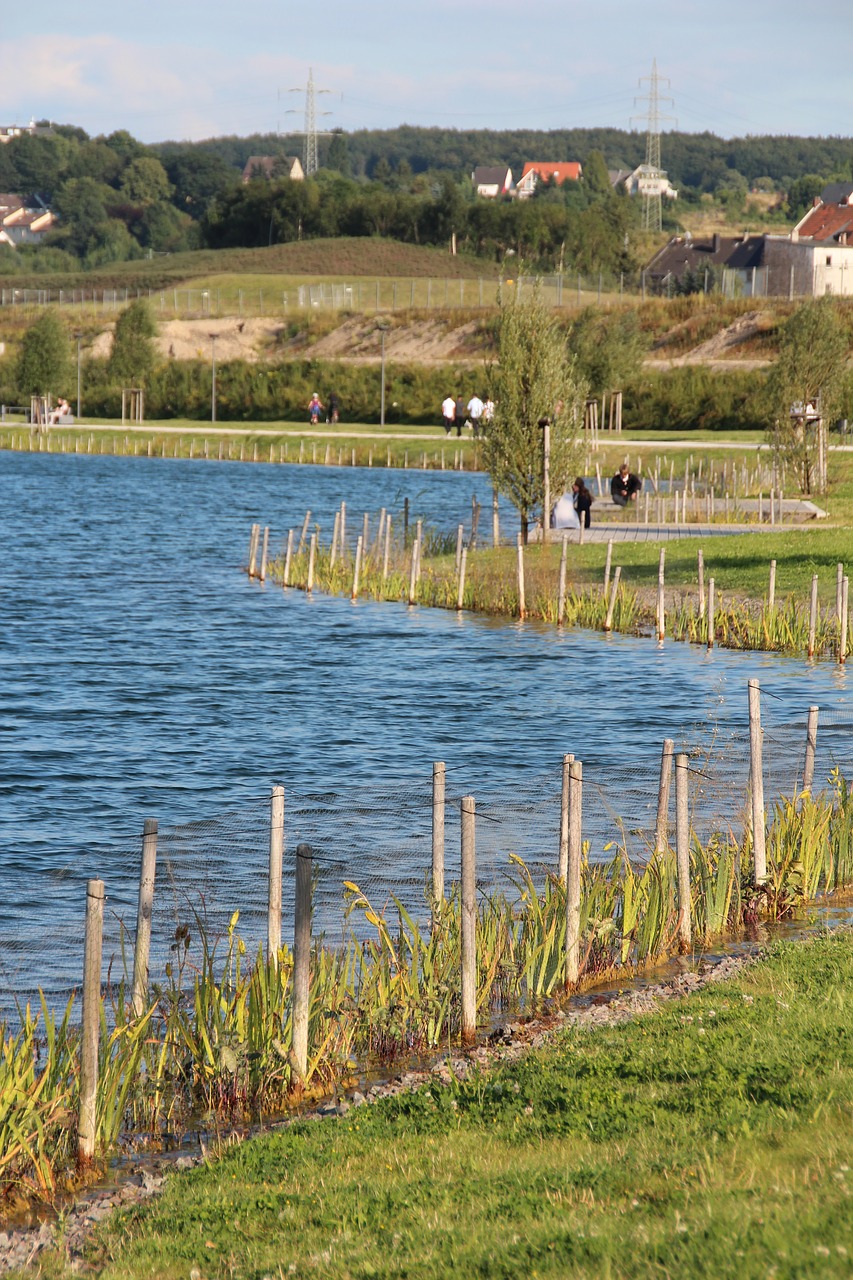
[3,772,853,1201]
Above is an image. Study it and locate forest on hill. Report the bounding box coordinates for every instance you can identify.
[0,121,849,279]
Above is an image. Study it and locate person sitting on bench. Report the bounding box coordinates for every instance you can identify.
[611,463,641,507]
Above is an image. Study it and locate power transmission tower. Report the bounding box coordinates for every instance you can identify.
[287,67,332,176]
[632,59,676,233]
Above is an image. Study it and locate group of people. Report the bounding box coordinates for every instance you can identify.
[552,464,643,531]
[47,397,71,425]
[441,394,494,438]
[307,392,341,425]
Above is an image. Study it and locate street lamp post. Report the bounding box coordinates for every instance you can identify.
[74,331,82,421]
[376,320,391,428]
[538,417,551,538]
[209,333,217,423]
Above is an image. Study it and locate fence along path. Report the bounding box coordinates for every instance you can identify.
[1,691,851,1019]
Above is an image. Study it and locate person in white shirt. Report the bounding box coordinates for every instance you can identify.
[441,395,456,435]
[467,394,484,437]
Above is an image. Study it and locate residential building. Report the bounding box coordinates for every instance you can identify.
[516,161,582,199]
[0,120,54,145]
[241,155,305,184]
[0,194,56,247]
[616,164,677,202]
[471,166,513,198]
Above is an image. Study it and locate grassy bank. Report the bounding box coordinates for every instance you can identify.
[77,933,853,1280]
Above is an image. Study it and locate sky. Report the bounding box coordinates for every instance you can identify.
[0,0,849,145]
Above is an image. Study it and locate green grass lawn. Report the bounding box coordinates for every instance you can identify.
[75,934,853,1280]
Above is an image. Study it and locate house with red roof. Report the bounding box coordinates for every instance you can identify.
[516,162,582,199]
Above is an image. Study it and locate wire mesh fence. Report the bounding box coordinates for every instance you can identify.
[1,692,851,1021]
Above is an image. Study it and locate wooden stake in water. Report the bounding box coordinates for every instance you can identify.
[654,739,674,854]
[339,503,346,558]
[329,510,340,568]
[78,878,105,1165]
[748,678,767,884]
[768,559,776,610]
[290,844,312,1085]
[840,576,849,665]
[352,534,363,600]
[382,516,392,582]
[259,526,269,583]
[697,548,705,619]
[460,796,477,1047]
[837,563,844,621]
[131,820,157,1017]
[557,534,568,625]
[455,523,464,575]
[603,566,621,631]
[306,533,316,592]
[565,761,582,987]
[407,537,419,605]
[432,763,446,905]
[657,548,666,641]
[248,523,259,577]
[268,786,284,966]
[808,574,819,657]
[559,753,574,881]
[492,487,500,547]
[456,546,467,610]
[802,705,819,795]
[675,753,691,950]
[603,539,613,597]
[516,534,526,619]
[283,530,294,587]
[707,577,715,649]
[298,511,311,555]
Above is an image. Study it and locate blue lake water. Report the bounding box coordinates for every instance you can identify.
[1,450,851,1003]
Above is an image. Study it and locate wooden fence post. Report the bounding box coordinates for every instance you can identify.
[268,786,284,967]
[675,753,691,950]
[516,534,526,620]
[460,796,477,1047]
[455,523,464,575]
[259,526,269,583]
[283,529,294,587]
[248,523,259,577]
[78,878,105,1165]
[603,539,613,597]
[837,563,843,621]
[748,678,767,884]
[657,548,665,641]
[352,534,363,600]
[432,762,446,905]
[707,577,715,649]
[559,753,574,880]
[456,546,467,610]
[808,574,819,657]
[329,511,340,568]
[603,566,621,632]
[840,576,849,665]
[307,533,316,592]
[290,844,313,1086]
[698,549,705,619]
[802,705,819,795]
[768,559,776,610]
[131,820,157,1017]
[565,762,582,987]
[654,739,674,854]
[492,487,499,547]
[298,510,311,555]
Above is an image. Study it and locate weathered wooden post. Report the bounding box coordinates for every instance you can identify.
[559,753,575,880]
[131,820,157,1016]
[382,515,392,582]
[339,502,346,557]
[456,546,467,610]
[259,526,269,583]
[290,844,313,1085]
[603,539,613,597]
[707,578,715,649]
[565,761,582,987]
[840,576,849,665]
[432,762,446,905]
[675,753,691,950]
[808,574,819,657]
[557,533,568,625]
[803,705,819,795]
[78,878,105,1165]
[407,536,419,605]
[768,559,776,610]
[306,533,317,593]
[248,523,259,577]
[329,511,341,568]
[748,678,767,884]
[657,548,666,641]
[460,796,477,1047]
[455,523,464,575]
[298,510,311,555]
[492,488,500,547]
[352,534,363,600]
[603,566,621,632]
[837,563,844,622]
[268,786,284,966]
[697,548,705,619]
[516,534,526,620]
[283,530,294,587]
[654,739,674,854]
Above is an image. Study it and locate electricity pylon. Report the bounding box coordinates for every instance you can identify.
[287,67,332,176]
[632,59,676,233]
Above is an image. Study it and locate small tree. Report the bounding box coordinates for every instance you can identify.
[484,283,587,540]
[108,300,158,388]
[764,300,847,494]
[568,307,649,398]
[17,310,71,398]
